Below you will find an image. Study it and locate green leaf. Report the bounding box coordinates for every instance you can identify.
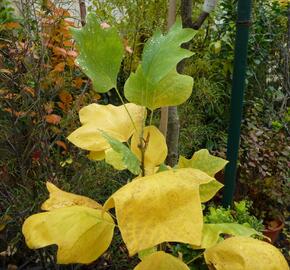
[141,20,195,83]
[138,246,157,260]
[157,163,169,173]
[178,149,228,177]
[105,148,127,171]
[100,131,141,175]
[125,68,193,110]
[192,223,261,249]
[71,13,123,93]
[124,20,196,110]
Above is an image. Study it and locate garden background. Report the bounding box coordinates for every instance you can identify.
[0,0,289,269]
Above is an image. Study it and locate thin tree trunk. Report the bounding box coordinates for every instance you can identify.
[159,0,176,137]
[166,0,216,166]
[79,0,87,26]
[166,0,195,167]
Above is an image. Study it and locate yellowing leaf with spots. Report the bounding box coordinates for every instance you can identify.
[22,206,115,264]
[131,126,167,175]
[134,251,190,270]
[104,168,215,255]
[204,236,289,270]
[199,179,223,203]
[41,182,102,211]
[178,149,228,177]
[67,103,145,152]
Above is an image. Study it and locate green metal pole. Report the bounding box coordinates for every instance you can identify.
[222,0,253,207]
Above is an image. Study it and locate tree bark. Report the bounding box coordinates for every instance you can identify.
[79,0,87,26]
[159,0,176,137]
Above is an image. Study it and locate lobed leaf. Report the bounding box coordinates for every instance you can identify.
[104,168,215,255]
[134,251,190,270]
[192,223,261,249]
[124,20,196,110]
[67,103,145,152]
[125,68,193,110]
[71,13,123,93]
[204,236,289,270]
[199,179,223,203]
[22,206,115,264]
[178,149,228,177]
[42,182,102,211]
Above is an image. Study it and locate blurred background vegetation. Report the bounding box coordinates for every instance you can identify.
[0,0,289,268]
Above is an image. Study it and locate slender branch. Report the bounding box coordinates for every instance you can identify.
[149,109,154,126]
[186,252,204,265]
[114,88,137,131]
[138,132,150,177]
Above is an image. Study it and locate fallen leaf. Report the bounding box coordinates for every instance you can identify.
[23,86,35,97]
[59,90,72,104]
[3,22,21,29]
[53,62,66,72]
[67,50,78,58]
[55,140,67,151]
[45,114,61,125]
[53,46,67,57]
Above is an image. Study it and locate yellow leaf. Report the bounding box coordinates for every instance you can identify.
[67,103,145,152]
[22,206,115,264]
[104,168,214,255]
[41,182,102,211]
[134,251,190,270]
[178,149,228,177]
[87,150,106,161]
[204,236,289,270]
[199,179,223,203]
[131,126,167,175]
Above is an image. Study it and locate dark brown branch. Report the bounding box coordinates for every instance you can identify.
[181,0,210,29]
[79,0,87,26]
